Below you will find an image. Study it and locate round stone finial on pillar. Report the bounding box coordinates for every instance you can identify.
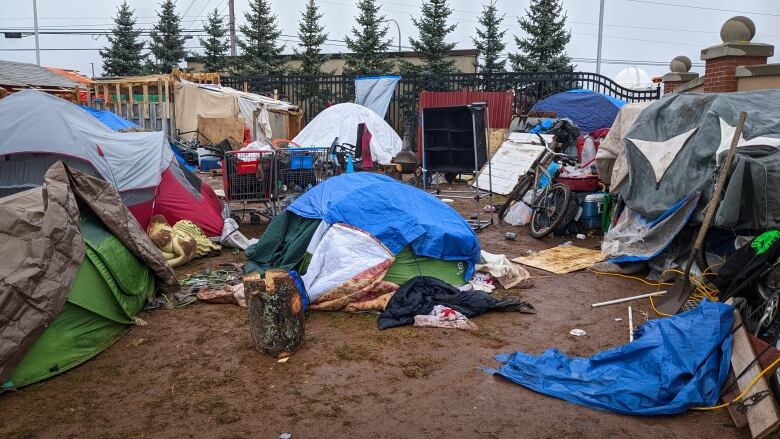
[670,55,692,73]
[720,16,756,43]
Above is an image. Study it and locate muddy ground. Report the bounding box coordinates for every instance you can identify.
[0,180,740,438]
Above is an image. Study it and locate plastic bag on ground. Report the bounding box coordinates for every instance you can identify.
[504,191,534,226]
[220,218,259,250]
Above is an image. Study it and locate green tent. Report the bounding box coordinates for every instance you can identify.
[7,213,155,388]
[1,162,178,390]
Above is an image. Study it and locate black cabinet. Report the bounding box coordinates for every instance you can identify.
[422,104,487,173]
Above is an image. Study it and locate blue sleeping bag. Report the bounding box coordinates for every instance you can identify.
[489,300,734,415]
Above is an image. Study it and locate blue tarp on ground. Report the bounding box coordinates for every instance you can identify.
[287,172,481,278]
[79,105,138,131]
[489,300,734,415]
[531,89,626,133]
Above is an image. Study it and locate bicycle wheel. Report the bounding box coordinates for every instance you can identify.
[530,183,571,238]
[498,177,533,220]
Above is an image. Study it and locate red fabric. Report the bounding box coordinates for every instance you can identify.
[128,199,155,230]
[243,127,252,146]
[361,125,373,170]
[152,169,225,237]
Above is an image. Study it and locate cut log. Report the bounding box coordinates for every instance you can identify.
[244,269,305,357]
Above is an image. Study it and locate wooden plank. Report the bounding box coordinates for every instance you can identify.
[512,245,605,274]
[728,301,780,438]
[114,83,122,116]
[197,116,244,146]
[127,83,134,120]
[142,83,149,129]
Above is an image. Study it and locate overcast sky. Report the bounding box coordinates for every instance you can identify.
[1,0,778,81]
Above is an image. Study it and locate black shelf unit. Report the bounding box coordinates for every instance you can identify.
[421,102,494,231]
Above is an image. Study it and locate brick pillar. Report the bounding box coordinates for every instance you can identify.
[703,55,768,93]
[663,81,684,94]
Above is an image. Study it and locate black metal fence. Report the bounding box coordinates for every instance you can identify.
[222,72,660,134]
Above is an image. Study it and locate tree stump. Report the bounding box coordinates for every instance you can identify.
[244,269,305,357]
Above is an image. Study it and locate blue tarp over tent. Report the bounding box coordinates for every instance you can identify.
[531,89,626,133]
[489,300,733,415]
[287,172,481,278]
[79,105,138,131]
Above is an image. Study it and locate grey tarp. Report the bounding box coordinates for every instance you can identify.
[715,145,780,230]
[622,90,780,227]
[0,162,178,382]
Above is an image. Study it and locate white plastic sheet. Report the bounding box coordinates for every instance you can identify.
[301,223,394,302]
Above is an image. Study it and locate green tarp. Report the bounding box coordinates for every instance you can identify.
[245,210,321,275]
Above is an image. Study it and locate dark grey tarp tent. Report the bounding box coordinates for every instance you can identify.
[622,90,780,230]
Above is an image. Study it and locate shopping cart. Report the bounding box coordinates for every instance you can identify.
[273,147,332,210]
[221,150,275,224]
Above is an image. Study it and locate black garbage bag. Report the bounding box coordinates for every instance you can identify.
[378,276,535,330]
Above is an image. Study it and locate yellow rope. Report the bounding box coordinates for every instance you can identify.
[692,356,780,411]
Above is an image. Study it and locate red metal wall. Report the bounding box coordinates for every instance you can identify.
[418,91,513,129]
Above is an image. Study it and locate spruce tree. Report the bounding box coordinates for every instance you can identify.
[509,0,572,72]
[148,0,187,73]
[295,0,328,76]
[343,0,393,76]
[199,9,229,72]
[238,0,285,75]
[99,1,146,76]
[472,1,507,73]
[409,0,458,74]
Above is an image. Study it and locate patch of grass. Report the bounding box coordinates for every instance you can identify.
[324,313,376,331]
[214,412,241,425]
[468,329,509,349]
[334,343,379,362]
[401,356,442,378]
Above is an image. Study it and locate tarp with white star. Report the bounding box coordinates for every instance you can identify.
[621,90,780,230]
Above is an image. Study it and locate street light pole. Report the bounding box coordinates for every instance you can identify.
[385,19,402,52]
[33,0,40,65]
[596,0,605,75]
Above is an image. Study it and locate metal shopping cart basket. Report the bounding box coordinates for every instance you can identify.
[221,150,275,224]
[273,147,333,210]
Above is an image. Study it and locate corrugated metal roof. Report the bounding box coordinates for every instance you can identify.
[0,60,78,88]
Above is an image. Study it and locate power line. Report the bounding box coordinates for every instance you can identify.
[620,0,780,17]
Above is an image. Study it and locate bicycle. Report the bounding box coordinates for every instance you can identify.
[497,134,576,238]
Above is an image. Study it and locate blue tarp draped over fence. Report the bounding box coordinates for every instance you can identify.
[287,172,480,279]
[489,300,734,415]
[531,89,625,133]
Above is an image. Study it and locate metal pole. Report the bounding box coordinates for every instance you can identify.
[628,305,634,342]
[596,0,605,75]
[591,291,667,308]
[33,0,40,65]
[386,19,401,52]
[90,62,95,79]
[228,0,237,57]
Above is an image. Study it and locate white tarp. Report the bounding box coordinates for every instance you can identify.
[355,75,400,118]
[292,103,402,165]
[301,223,394,302]
[0,90,173,191]
[595,102,651,192]
[475,132,554,195]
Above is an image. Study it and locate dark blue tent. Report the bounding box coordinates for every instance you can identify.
[532,89,626,133]
[79,105,138,131]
